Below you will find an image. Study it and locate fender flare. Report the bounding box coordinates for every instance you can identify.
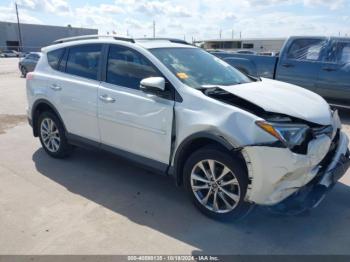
[172,131,237,185]
[31,99,66,136]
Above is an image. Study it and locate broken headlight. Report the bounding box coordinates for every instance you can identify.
[256,121,310,149]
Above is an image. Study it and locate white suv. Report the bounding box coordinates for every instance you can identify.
[26,36,350,220]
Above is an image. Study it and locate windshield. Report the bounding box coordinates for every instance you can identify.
[150,48,251,88]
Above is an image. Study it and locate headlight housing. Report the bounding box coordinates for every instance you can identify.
[256,121,310,149]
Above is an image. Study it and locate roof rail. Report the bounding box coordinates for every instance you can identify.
[135,38,191,45]
[53,35,135,44]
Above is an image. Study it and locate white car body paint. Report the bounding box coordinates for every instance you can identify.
[26,38,350,207]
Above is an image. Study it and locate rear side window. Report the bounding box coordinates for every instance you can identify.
[66,44,102,80]
[106,45,160,89]
[47,49,65,70]
[286,38,327,61]
[327,41,350,64]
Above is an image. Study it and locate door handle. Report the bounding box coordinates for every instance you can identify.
[281,63,294,68]
[99,94,116,103]
[50,84,62,91]
[322,67,337,72]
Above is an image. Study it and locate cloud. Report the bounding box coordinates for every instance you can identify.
[0,5,42,24]
[0,0,349,40]
[76,4,124,15]
[16,0,70,13]
[303,0,346,10]
[134,1,192,17]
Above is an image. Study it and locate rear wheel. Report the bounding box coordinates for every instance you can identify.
[38,111,71,158]
[184,145,253,221]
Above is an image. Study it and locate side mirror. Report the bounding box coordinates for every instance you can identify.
[140,77,165,94]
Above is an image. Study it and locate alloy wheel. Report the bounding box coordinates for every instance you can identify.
[190,159,241,213]
[40,118,61,153]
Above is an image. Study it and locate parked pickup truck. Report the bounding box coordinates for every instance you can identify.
[211,36,350,108]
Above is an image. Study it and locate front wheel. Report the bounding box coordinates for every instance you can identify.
[184,145,253,221]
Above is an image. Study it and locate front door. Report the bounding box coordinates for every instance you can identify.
[98,44,174,169]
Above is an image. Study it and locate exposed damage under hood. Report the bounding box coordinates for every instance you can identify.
[202,78,333,126]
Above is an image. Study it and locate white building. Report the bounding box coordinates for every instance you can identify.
[199,38,286,53]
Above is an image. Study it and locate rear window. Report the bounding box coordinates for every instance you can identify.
[286,38,327,61]
[47,49,65,70]
[66,44,102,80]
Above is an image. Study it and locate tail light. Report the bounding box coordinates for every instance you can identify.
[26,73,34,80]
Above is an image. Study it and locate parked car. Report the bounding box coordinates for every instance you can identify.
[19,52,41,76]
[18,51,29,58]
[234,50,257,55]
[26,36,350,220]
[211,36,350,108]
[0,50,18,57]
[259,51,277,56]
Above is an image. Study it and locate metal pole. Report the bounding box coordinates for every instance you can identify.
[153,20,155,38]
[15,2,23,52]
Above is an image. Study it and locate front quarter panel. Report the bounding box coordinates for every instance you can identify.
[172,85,277,164]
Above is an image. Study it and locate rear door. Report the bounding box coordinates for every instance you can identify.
[276,38,328,92]
[98,44,174,170]
[48,44,102,142]
[316,38,350,105]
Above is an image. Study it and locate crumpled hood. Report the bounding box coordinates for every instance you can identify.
[219,78,333,125]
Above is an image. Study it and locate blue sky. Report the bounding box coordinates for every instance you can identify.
[0,0,349,40]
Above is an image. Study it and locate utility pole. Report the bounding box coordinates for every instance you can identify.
[232,29,234,39]
[240,31,242,39]
[153,20,156,38]
[219,29,222,39]
[15,2,23,52]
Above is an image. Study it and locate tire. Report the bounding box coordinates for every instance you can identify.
[38,111,72,158]
[21,66,27,77]
[183,145,253,221]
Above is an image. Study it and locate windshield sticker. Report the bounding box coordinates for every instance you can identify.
[176,72,189,79]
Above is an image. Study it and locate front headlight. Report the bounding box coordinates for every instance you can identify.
[256,121,310,148]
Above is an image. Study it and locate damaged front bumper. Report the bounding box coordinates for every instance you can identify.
[269,133,350,214]
[243,130,349,207]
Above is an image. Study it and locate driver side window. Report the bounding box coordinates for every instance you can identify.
[106,45,160,89]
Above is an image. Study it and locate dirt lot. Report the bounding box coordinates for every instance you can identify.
[0,58,350,255]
